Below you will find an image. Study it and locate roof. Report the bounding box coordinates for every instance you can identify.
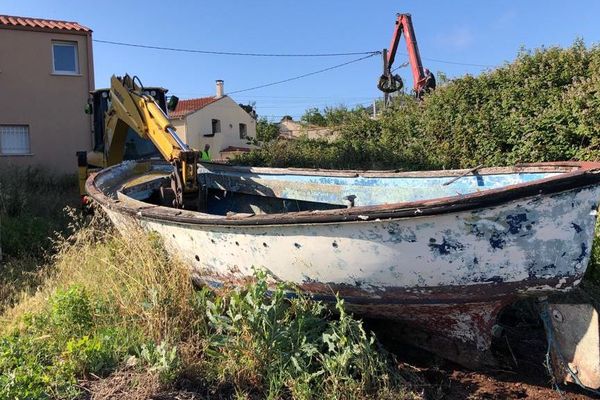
[220,146,252,153]
[0,15,91,34]
[170,96,221,118]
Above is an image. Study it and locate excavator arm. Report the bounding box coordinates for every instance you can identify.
[378,13,433,98]
[82,74,199,208]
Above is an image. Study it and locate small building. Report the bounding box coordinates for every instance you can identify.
[170,80,256,161]
[278,119,337,142]
[0,15,94,173]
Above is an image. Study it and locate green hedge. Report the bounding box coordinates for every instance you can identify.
[238,40,600,171]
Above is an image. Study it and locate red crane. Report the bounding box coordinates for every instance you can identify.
[378,13,435,99]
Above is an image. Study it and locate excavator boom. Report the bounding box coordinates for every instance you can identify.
[79,74,199,208]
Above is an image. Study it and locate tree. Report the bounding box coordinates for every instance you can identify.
[256,118,280,143]
[301,108,327,126]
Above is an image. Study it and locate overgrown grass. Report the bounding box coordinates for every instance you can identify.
[0,165,79,313]
[0,217,422,399]
[0,165,78,258]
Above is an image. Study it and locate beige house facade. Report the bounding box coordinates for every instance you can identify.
[170,81,256,160]
[278,119,338,142]
[0,15,94,173]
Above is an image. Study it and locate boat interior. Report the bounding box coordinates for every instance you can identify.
[106,162,570,216]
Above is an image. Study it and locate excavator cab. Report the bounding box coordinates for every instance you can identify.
[89,87,169,161]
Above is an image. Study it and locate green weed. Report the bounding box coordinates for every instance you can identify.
[139,341,180,383]
[195,270,418,399]
[0,220,421,399]
[0,165,79,314]
[0,286,136,399]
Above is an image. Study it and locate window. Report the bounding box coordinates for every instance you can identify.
[239,123,247,139]
[211,119,221,134]
[0,125,31,155]
[52,41,79,74]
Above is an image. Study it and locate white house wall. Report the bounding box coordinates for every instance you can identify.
[171,119,187,143]
[178,96,256,155]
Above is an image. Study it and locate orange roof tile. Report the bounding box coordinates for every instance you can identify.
[170,96,221,118]
[0,14,91,33]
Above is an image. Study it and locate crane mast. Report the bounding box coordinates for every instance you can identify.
[378,13,434,99]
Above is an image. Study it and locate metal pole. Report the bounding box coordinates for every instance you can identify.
[382,49,389,108]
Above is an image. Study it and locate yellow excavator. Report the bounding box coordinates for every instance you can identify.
[77,74,199,208]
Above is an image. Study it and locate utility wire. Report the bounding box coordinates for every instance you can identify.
[392,56,492,69]
[228,53,380,94]
[392,61,410,72]
[93,39,379,57]
[421,56,493,67]
[94,39,493,67]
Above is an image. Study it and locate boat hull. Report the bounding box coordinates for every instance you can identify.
[88,160,600,367]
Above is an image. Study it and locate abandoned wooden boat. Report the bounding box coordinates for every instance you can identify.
[86,160,600,368]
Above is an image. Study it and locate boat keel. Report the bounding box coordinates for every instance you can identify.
[346,300,509,369]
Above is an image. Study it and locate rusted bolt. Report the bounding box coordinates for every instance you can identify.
[552,308,564,323]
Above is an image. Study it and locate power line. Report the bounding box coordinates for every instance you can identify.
[93,39,379,58]
[391,56,492,70]
[228,53,379,95]
[94,39,494,67]
[255,99,376,109]
[171,93,376,100]
[421,56,493,68]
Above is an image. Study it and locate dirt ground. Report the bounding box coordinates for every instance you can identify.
[371,304,598,400]
[420,367,592,400]
[85,335,597,400]
[85,302,599,400]
[85,359,595,400]
[401,353,595,400]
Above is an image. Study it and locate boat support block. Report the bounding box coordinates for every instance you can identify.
[541,299,600,391]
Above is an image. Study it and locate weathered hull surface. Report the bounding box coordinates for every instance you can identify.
[87,160,600,367]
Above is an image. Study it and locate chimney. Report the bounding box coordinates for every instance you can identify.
[215,80,224,98]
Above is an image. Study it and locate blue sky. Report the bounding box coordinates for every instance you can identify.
[3,1,600,119]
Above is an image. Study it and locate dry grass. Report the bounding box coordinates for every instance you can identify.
[0,164,80,316]
[1,210,423,399]
[2,213,195,344]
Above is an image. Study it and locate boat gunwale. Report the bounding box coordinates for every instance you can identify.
[86,160,600,226]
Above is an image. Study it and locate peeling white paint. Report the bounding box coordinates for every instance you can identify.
[103,184,600,294]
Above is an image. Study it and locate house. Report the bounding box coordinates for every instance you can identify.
[170,80,256,160]
[278,118,337,142]
[0,15,94,173]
